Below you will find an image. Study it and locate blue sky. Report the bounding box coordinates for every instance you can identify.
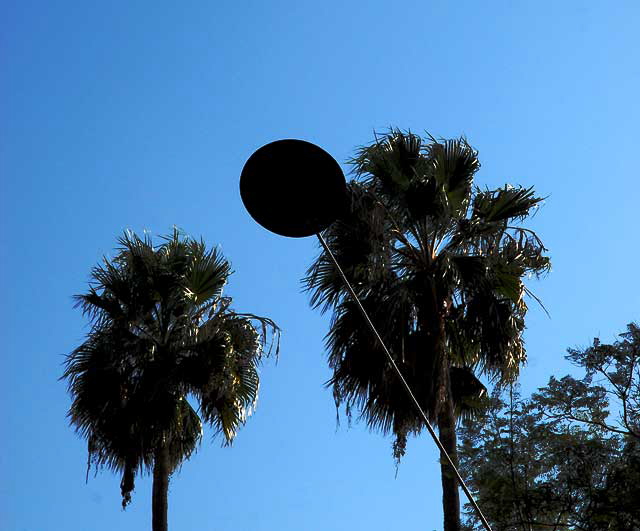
[3,1,639,530]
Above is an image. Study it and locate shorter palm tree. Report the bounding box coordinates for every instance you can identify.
[62,229,278,531]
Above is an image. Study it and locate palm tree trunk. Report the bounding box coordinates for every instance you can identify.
[438,394,461,531]
[152,443,170,531]
[430,305,461,531]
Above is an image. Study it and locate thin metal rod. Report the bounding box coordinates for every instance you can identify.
[317,232,492,531]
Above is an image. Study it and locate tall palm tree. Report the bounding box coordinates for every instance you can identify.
[63,229,278,531]
[305,130,549,531]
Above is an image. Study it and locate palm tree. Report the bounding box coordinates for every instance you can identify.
[62,229,278,531]
[305,130,549,531]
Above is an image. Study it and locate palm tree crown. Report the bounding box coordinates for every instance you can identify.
[304,131,549,530]
[63,230,278,512]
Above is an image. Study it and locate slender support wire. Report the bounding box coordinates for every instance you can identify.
[316,232,492,531]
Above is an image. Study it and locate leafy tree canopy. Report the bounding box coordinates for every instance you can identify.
[459,324,640,530]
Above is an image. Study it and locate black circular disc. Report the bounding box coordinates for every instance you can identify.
[240,139,347,238]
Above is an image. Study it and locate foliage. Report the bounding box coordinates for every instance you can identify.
[459,324,640,530]
[62,229,279,507]
[304,129,550,459]
[535,323,640,440]
[305,129,549,531]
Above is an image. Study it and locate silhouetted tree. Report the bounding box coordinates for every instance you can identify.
[459,324,640,530]
[535,323,640,441]
[63,230,278,531]
[305,130,549,531]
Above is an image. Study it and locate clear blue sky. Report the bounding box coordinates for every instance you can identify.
[3,1,639,530]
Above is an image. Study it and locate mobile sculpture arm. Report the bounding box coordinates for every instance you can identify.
[240,139,492,531]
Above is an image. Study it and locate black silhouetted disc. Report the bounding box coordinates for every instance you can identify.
[240,139,347,238]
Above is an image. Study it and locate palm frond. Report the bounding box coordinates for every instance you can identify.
[350,128,422,193]
[304,183,393,312]
[167,399,202,470]
[426,136,480,216]
[185,244,231,305]
[462,289,526,380]
[449,367,489,424]
[473,185,544,223]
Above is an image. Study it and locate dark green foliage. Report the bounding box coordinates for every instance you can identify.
[63,230,279,508]
[459,324,640,530]
[536,323,640,440]
[305,129,549,458]
[305,129,549,531]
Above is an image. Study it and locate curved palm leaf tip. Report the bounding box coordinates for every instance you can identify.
[304,129,550,461]
[62,229,279,507]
